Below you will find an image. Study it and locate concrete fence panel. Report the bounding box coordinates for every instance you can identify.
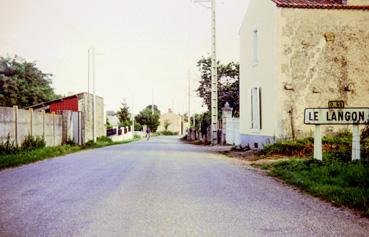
[0,107,16,142]
[16,109,32,145]
[32,111,45,138]
[0,106,78,147]
[54,115,62,146]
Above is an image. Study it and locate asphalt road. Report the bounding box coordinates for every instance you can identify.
[1,136,369,237]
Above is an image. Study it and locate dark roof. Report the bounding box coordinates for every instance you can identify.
[272,0,369,9]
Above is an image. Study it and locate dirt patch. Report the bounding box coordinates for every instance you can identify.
[221,149,308,166]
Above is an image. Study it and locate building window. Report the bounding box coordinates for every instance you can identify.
[252,29,258,64]
[250,87,262,129]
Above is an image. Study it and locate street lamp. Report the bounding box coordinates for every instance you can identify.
[193,0,218,145]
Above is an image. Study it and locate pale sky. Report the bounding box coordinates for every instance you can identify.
[0,0,250,115]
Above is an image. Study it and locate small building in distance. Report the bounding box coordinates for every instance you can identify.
[27,92,105,143]
[158,109,188,135]
[239,0,369,149]
[106,111,120,128]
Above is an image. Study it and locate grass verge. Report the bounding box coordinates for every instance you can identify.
[257,159,369,216]
[0,137,140,170]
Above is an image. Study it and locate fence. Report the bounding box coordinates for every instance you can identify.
[0,106,82,147]
[107,126,133,142]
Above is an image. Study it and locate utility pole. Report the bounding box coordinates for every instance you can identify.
[92,47,97,143]
[210,0,218,145]
[87,48,91,142]
[193,0,218,145]
[188,71,191,125]
[88,47,96,143]
[88,47,103,143]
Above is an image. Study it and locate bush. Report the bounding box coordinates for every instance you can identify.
[84,140,95,147]
[21,135,46,151]
[257,138,313,156]
[257,131,358,159]
[0,134,18,155]
[0,134,46,155]
[158,130,178,136]
[96,136,113,144]
[64,138,76,146]
[84,136,114,148]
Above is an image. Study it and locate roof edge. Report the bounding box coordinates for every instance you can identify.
[271,0,369,9]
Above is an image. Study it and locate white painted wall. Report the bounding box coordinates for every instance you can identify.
[239,0,281,140]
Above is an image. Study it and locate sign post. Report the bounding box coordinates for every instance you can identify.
[352,125,360,161]
[314,125,322,161]
[304,105,369,161]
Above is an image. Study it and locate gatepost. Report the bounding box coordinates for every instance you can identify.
[304,101,369,161]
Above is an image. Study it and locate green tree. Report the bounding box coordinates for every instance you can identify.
[163,119,171,131]
[116,101,132,127]
[135,105,161,132]
[0,56,58,107]
[196,57,239,116]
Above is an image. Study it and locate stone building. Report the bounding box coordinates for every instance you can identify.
[27,92,105,143]
[158,109,188,135]
[239,0,369,148]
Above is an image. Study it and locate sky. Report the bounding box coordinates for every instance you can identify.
[0,0,250,115]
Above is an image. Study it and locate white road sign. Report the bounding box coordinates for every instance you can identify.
[304,108,369,125]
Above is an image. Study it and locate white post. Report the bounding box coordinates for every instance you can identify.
[352,125,360,161]
[314,125,322,161]
[210,0,218,145]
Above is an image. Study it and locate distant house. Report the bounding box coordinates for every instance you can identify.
[27,92,105,143]
[239,0,369,148]
[106,111,120,128]
[158,109,187,135]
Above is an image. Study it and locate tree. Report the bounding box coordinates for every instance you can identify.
[164,119,171,131]
[0,56,59,108]
[196,56,239,117]
[116,101,132,127]
[135,105,161,132]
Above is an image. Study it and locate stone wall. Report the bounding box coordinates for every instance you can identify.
[279,8,369,138]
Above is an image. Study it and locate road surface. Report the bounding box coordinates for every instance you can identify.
[1,136,369,237]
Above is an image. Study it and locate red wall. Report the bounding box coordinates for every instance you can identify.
[49,96,79,113]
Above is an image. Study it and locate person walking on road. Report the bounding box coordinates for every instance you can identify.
[146,127,151,140]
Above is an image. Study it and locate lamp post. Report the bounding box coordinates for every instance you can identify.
[193,0,218,145]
